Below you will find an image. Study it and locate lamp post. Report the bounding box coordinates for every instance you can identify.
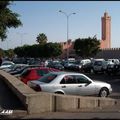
[59,10,76,59]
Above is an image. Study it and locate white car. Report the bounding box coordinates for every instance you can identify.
[0,61,15,70]
[28,72,112,97]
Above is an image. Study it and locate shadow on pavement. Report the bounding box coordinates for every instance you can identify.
[0,79,26,110]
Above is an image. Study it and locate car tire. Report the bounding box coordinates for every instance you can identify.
[99,88,109,97]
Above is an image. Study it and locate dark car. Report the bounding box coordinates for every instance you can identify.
[52,63,64,70]
[106,63,120,75]
[10,65,41,75]
[82,62,93,73]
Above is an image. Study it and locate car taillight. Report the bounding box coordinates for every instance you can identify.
[34,85,41,91]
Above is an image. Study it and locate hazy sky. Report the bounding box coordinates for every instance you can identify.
[1,1,120,50]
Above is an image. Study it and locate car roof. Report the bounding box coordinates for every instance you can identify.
[26,67,60,71]
[49,71,84,76]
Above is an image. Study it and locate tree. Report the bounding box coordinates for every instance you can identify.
[0,1,22,41]
[14,46,24,57]
[0,48,4,57]
[74,37,101,58]
[4,49,14,59]
[14,42,62,59]
[44,42,62,58]
[36,33,47,45]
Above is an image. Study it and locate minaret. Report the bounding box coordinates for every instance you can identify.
[101,11,111,49]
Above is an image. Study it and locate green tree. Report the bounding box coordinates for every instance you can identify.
[14,46,24,57]
[14,42,62,59]
[44,42,62,58]
[0,48,4,57]
[36,33,47,45]
[74,37,101,58]
[0,1,22,41]
[4,49,14,59]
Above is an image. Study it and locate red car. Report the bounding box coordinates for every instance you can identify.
[20,67,60,84]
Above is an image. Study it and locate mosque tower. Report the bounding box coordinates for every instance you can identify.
[100,11,111,49]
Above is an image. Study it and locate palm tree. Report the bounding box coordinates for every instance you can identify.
[36,33,48,45]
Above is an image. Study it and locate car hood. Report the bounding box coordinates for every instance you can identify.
[93,80,108,84]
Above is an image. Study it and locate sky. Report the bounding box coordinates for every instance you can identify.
[1,1,120,50]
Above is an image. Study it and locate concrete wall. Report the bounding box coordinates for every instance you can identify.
[0,70,119,114]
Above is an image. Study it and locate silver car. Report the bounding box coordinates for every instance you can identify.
[27,72,112,97]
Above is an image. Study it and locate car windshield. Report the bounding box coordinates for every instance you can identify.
[38,73,57,83]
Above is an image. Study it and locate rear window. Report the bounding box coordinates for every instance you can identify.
[37,69,48,76]
[38,73,57,83]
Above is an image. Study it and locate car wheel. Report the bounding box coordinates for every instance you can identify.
[99,88,109,97]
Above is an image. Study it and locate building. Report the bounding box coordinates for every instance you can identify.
[60,39,75,59]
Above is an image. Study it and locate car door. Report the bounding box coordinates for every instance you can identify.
[74,75,96,96]
[59,75,77,95]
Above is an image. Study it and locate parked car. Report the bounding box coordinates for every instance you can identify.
[12,57,27,64]
[5,64,28,73]
[0,61,15,70]
[10,65,40,75]
[28,72,112,97]
[106,60,120,75]
[92,59,107,74]
[70,63,82,71]
[82,62,93,73]
[20,67,60,84]
[47,61,64,70]
[52,63,64,70]
[71,59,91,72]
[64,61,75,70]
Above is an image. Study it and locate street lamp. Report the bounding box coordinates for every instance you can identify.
[59,10,76,59]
